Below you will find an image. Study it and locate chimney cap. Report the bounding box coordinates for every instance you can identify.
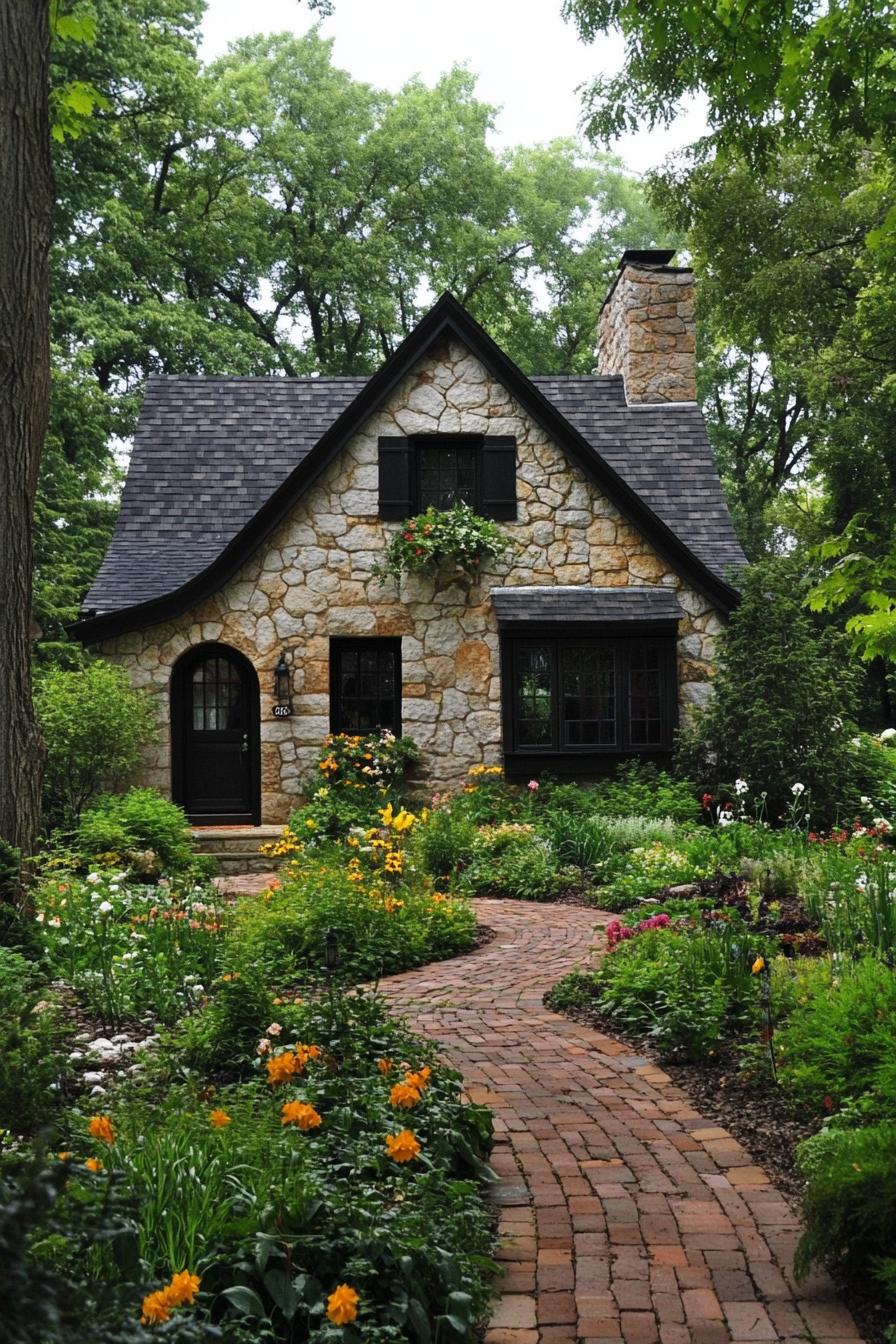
[618,248,677,269]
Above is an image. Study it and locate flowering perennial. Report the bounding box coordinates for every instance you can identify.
[140,1270,201,1326]
[327,1284,360,1326]
[385,1129,422,1163]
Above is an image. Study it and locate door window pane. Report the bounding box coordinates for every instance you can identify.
[515,646,553,747]
[192,656,243,731]
[628,647,663,745]
[418,444,477,510]
[562,647,616,745]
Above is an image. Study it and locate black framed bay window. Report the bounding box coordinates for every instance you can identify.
[329,639,402,736]
[502,633,677,768]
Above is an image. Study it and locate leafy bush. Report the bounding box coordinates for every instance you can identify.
[413,806,479,880]
[773,956,896,1115]
[0,948,68,1135]
[675,559,871,827]
[77,789,199,877]
[292,731,420,839]
[372,502,512,583]
[795,1122,896,1295]
[176,969,290,1078]
[458,828,560,901]
[539,812,613,871]
[35,661,158,827]
[566,922,764,1059]
[596,814,680,852]
[588,761,700,824]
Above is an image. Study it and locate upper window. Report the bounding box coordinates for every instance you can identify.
[505,636,675,757]
[378,435,517,521]
[329,638,401,737]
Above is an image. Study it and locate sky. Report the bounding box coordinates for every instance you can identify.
[198,0,708,176]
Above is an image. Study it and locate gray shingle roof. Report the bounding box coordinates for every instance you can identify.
[491,586,685,625]
[84,369,745,617]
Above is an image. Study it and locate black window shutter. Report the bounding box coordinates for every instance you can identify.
[480,436,517,520]
[378,437,412,520]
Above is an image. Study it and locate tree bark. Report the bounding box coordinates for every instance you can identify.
[0,0,52,855]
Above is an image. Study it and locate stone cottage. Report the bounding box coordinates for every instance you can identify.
[73,250,745,825]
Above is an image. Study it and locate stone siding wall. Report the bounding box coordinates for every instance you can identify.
[598,263,697,404]
[100,338,722,822]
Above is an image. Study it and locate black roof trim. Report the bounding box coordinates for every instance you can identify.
[71,292,738,643]
[492,586,685,626]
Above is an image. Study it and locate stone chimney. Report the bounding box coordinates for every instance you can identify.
[597,249,696,403]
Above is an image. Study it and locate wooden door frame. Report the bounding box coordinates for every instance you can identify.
[170,642,262,825]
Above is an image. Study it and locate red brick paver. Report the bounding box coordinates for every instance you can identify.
[378,899,864,1344]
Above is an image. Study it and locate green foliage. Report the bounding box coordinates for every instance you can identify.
[372,505,513,584]
[76,789,197,877]
[676,560,871,825]
[35,662,157,827]
[574,923,764,1059]
[293,732,420,839]
[0,949,68,1136]
[538,811,613,871]
[795,1122,896,1295]
[413,807,479,882]
[176,970,288,1078]
[587,762,700,824]
[458,827,561,902]
[774,957,896,1116]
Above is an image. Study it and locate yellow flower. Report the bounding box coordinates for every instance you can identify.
[385,1129,421,1163]
[389,1081,422,1109]
[280,1100,323,1130]
[88,1114,115,1145]
[266,1051,300,1086]
[327,1284,360,1326]
[140,1290,172,1326]
[209,1108,231,1129]
[383,895,404,913]
[379,802,394,827]
[384,851,403,874]
[404,1067,431,1091]
[752,956,766,975]
[166,1271,201,1306]
[391,809,416,833]
[84,1157,103,1173]
[305,818,317,830]
[377,1057,393,1075]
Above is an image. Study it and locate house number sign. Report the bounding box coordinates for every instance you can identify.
[272,705,293,718]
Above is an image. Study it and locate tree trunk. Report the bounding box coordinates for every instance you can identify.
[0,0,52,855]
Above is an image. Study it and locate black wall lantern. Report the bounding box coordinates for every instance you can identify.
[272,652,293,717]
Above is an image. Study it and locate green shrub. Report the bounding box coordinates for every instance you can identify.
[774,956,896,1115]
[177,970,288,1077]
[588,761,700,824]
[796,1122,896,1295]
[675,558,871,827]
[413,806,479,879]
[77,789,198,876]
[35,661,158,827]
[0,948,68,1136]
[598,814,680,852]
[458,830,560,901]
[293,731,420,838]
[540,812,612,870]
[581,923,764,1059]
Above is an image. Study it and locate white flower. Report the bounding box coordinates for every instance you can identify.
[96,900,113,916]
[851,736,863,747]
[861,796,871,806]
[831,716,843,731]
[86,873,102,885]
[256,1038,270,1056]
[734,778,748,795]
[879,728,896,742]
[791,783,805,796]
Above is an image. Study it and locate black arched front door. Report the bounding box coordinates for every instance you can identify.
[172,644,260,824]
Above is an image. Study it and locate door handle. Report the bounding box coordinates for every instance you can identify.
[241,734,248,755]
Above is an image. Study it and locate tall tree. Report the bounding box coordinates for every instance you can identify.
[0,0,53,854]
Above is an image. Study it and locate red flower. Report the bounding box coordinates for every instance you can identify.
[823,1095,834,1111]
[702,793,713,810]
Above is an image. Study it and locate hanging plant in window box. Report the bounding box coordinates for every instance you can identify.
[372,502,513,584]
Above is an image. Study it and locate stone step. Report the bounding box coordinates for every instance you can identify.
[192,825,285,876]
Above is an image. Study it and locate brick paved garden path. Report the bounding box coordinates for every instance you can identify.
[377,898,864,1344]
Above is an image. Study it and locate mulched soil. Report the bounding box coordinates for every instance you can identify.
[552,995,891,1344]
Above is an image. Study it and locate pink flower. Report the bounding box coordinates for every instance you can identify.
[527,780,539,792]
[256,1038,271,1055]
[267,1022,282,1036]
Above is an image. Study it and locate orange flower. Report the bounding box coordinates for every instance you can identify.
[327,1283,360,1326]
[165,1270,201,1306]
[88,1114,115,1144]
[209,1108,231,1129]
[57,1151,72,1161]
[377,1058,393,1075]
[140,1289,172,1326]
[404,1066,431,1091]
[281,1100,323,1130]
[265,1051,300,1085]
[84,1156,103,1173]
[389,1082,422,1110]
[385,1129,421,1163]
